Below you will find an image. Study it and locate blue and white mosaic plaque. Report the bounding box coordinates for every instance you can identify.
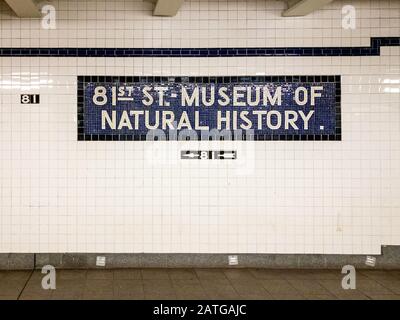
[77,76,341,141]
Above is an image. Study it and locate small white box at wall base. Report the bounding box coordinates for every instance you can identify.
[365,256,376,267]
[96,256,106,267]
[228,255,239,266]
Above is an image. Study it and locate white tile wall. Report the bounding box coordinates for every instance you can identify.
[0,0,399,254]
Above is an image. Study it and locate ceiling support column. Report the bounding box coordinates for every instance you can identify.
[153,0,184,17]
[4,0,41,18]
[283,0,334,17]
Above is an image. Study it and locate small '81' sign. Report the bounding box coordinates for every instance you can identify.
[21,94,40,104]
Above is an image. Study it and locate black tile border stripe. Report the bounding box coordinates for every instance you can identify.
[77,75,341,142]
[0,37,399,57]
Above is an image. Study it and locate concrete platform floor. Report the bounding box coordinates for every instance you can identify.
[1,268,400,300]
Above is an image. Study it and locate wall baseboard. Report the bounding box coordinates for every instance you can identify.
[1,247,399,270]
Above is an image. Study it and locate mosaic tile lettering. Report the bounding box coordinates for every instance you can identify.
[77,76,341,141]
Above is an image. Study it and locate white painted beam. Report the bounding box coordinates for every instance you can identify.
[283,0,334,17]
[4,0,41,18]
[153,0,184,17]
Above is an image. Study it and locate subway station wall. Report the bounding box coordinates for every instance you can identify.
[0,0,399,254]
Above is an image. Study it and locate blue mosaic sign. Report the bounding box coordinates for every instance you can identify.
[77,76,341,141]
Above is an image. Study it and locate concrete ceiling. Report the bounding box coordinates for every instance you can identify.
[3,0,336,18]
[150,0,337,17]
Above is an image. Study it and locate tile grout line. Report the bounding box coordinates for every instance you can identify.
[16,253,36,300]
[221,271,244,300]
[195,270,224,300]
[17,269,35,300]
[374,277,399,295]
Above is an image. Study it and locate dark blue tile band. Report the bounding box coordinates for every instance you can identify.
[0,37,398,58]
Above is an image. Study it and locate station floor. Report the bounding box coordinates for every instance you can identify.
[1,268,400,300]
